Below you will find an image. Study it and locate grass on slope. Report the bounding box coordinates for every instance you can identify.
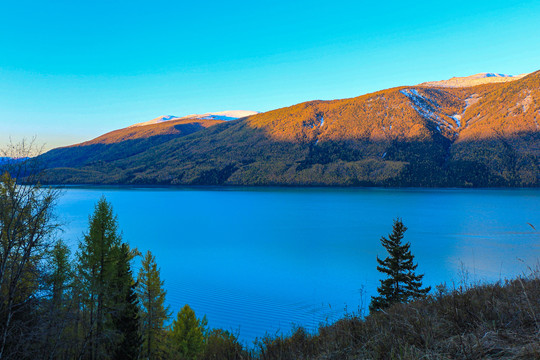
[256,272,540,360]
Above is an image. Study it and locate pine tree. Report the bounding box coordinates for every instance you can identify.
[50,240,72,308]
[369,218,430,312]
[137,251,171,360]
[168,304,205,360]
[111,243,142,360]
[44,239,77,359]
[77,196,122,359]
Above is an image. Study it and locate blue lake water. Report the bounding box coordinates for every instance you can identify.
[56,187,539,345]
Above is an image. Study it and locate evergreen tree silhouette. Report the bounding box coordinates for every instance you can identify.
[370,218,430,312]
[137,251,171,359]
[112,243,142,360]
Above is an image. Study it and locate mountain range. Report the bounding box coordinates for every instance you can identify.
[36,71,540,187]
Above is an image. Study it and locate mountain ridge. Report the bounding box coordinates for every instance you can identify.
[419,72,529,88]
[36,71,540,187]
[130,110,259,127]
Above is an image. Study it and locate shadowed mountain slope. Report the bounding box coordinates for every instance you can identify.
[38,71,540,187]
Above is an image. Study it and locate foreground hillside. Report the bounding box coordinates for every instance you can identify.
[38,71,540,187]
[256,275,540,360]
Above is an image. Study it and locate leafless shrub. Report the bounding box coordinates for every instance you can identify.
[0,140,62,359]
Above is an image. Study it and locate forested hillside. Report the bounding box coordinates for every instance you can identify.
[39,117,225,169]
[38,71,540,187]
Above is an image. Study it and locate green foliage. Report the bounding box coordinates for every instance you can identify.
[257,327,318,360]
[77,196,124,358]
[3,149,539,360]
[111,243,142,360]
[0,169,60,358]
[0,167,253,359]
[202,329,244,360]
[169,304,205,360]
[49,240,72,307]
[43,239,80,358]
[137,250,171,359]
[370,218,430,312]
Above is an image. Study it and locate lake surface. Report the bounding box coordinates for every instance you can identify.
[56,187,539,345]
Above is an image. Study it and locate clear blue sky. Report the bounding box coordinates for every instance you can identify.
[1,0,540,150]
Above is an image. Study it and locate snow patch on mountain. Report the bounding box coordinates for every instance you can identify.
[465,94,481,109]
[306,114,325,129]
[400,89,455,133]
[520,94,533,113]
[420,72,529,88]
[450,115,462,128]
[200,110,259,119]
[135,115,182,127]
[130,110,259,127]
[400,89,439,121]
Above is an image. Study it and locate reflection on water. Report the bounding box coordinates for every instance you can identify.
[56,186,539,344]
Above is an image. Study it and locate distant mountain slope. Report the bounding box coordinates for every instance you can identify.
[0,157,29,165]
[39,117,226,169]
[420,72,528,88]
[77,118,224,145]
[38,71,540,187]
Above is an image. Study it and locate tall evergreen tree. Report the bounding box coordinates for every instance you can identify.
[168,304,205,360]
[137,251,171,360]
[369,218,430,312]
[111,243,142,360]
[77,196,122,359]
[50,240,72,308]
[44,239,77,359]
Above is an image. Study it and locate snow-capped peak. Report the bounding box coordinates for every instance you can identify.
[156,115,181,121]
[478,73,508,78]
[129,110,259,128]
[201,110,258,119]
[420,72,529,88]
